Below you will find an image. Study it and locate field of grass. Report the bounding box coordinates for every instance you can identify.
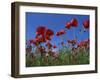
[26,47,89,67]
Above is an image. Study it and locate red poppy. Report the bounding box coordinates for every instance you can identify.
[36,26,46,36]
[53,45,57,48]
[78,41,86,47]
[84,38,89,44]
[71,40,77,45]
[60,29,66,34]
[83,20,89,29]
[45,35,51,41]
[40,36,46,42]
[78,39,89,47]
[46,29,54,36]
[56,32,60,36]
[71,18,78,27]
[44,29,54,41]
[56,29,66,36]
[65,22,71,29]
[67,39,77,45]
[36,27,54,42]
[35,37,40,42]
[77,41,84,47]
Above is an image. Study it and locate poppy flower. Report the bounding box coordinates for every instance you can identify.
[53,45,57,48]
[60,29,66,34]
[71,40,77,45]
[83,20,89,29]
[67,40,77,45]
[78,41,86,47]
[36,26,46,36]
[84,38,89,44]
[65,22,71,29]
[45,29,54,41]
[46,29,54,36]
[78,39,89,47]
[71,18,78,27]
[77,41,84,47]
[56,32,60,36]
[45,35,51,41]
[40,36,46,42]
[56,29,66,36]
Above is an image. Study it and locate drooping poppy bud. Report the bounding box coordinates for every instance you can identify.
[56,32,60,36]
[60,29,66,34]
[71,18,78,27]
[83,20,89,29]
[65,22,71,29]
[56,29,66,36]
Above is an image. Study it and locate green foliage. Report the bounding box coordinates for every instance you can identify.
[26,47,89,67]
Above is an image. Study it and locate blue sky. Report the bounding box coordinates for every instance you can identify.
[26,12,89,49]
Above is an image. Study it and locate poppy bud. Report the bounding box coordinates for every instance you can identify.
[65,22,71,29]
[83,20,89,29]
[71,18,78,27]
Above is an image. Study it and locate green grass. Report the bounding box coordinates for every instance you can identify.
[26,48,89,67]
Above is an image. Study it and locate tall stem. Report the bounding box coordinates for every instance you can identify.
[72,27,75,40]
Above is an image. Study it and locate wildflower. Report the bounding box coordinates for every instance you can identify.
[56,29,66,36]
[36,26,46,36]
[77,39,89,47]
[83,20,89,29]
[56,32,60,36]
[67,39,77,45]
[60,29,66,34]
[45,29,54,41]
[45,35,51,41]
[46,29,54,36]
[71,18,78,27]
[65,22,71,29]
